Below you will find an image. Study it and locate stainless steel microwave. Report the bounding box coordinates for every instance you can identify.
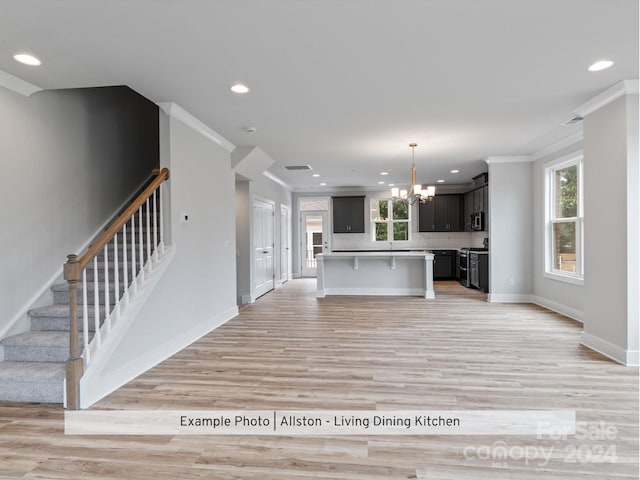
[471,212,484,231]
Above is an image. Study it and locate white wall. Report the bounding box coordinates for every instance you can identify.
[487,161,533,301]
[582,94,639,365]
[0,85,158,338]
[91,109,238,384]
[531,140,585,320]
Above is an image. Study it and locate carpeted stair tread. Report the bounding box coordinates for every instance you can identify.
[51,282,116,292]
[0,362,65,403]
[1,330,70,347]
[29,304,96,318]
[0,362,66,381]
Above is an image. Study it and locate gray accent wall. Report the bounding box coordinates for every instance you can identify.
[0,85,158,338]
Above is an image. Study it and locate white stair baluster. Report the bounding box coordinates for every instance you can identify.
[104,245,111,334]
[131,215,137,294]
[159,184,165,254]
[82,269,90,365]
[138,205,145,282]
[113,232,120,321]
[122,223,129,304]
[145,197,152,272]
[153,190,158,262]
[93,256,101,348]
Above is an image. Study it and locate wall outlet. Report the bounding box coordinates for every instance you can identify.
[509,278,515,287]
[180,213,189,224]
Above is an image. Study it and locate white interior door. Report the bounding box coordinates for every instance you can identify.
[253,199,274,299]
[301,211,328,277]
[280,204,289,283]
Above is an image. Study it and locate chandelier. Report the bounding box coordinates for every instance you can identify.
[391,143,435,205]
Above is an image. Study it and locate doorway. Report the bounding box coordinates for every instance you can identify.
[253,198,275,299]
[301,211,328,277]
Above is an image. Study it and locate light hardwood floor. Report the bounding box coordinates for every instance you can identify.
[0,279,638,479]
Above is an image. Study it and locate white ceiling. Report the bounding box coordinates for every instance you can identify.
[0,0,637,190]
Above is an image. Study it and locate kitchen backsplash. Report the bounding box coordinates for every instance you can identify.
[333,231,488,250]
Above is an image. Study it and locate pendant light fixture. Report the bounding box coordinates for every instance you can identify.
[391,143,435,204]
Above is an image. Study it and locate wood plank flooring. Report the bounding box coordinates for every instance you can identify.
[0,279,637,479]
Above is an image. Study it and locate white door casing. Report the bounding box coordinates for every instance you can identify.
[280,204,289,283]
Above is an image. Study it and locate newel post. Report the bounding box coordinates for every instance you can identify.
[64,254,83,410]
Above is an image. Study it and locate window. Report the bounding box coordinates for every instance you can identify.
[545,153,583,284]
[371,199,410,242]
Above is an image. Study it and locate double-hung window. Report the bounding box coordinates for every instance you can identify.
[545,153,584,284]
[371,199,410,242]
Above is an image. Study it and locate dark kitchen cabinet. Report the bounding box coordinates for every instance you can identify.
[473,188,484,213]
[332,196,365,233]
[465,185,489,232]
[418,198,436,232]
[433,250,456,279]
[464,191,474,232]
[419,195,463,232]
[470,252,489,292]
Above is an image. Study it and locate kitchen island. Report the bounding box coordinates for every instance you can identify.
[316,251,435,299]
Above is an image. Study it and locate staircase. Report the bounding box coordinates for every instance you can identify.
[0,170,167,405]
[0,241,142,403]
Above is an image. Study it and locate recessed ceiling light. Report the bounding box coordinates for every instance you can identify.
[450,169,459,174]
[320,182,327,186]
[388,183,395,187]
[437,179,445,183]
[230,83,250,93]
[312,174,320,177]
[588,60,614,72]
[378,181,385,185]
[13,53,41,66]
[380,172,388,175]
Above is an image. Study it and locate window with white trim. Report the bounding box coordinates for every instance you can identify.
[371,199,410,242]
[545,154,583,283]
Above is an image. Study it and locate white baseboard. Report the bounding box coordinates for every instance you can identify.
[293,273,301,279]
[487,293,533,303]
[580,332,639,366]
[531,295,583,323]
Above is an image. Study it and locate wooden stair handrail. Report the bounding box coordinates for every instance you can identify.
[63,167,169,409]
[64,168,170,281]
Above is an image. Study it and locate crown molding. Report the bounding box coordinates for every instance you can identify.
[529,132,584,162]
[0,69,42,97]
[573,79,639,118]
[262,170,293,192]
[156,102,235,153]
[484,155,531,164]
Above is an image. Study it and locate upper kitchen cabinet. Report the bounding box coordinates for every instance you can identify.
[332,196,365,233]
[464,172,489,232]
[419,194,463,232]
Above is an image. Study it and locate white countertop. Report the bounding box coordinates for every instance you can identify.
[319,251,433,258]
